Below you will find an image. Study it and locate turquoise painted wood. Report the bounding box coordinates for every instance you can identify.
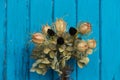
[0,0,120,80]
[101,0,120,80]
[77,0,100,80]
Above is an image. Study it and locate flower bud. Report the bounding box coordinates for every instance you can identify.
[87,39,96,48]
[32,33,45,44]
[77,40,88,52]
[42,25,51,35]
[55,19,66,34]
[78,22,91,34]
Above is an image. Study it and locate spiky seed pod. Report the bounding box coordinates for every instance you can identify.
[55,19,66,35]
[42,25,51,35]
[69,27,77,36]
[47,29,55,36]
[57,37,64,45]
[87,39,96,48]
[32,33,45,44]
[77,40,88,52]
[78,22,91,34]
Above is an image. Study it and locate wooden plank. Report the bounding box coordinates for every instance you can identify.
[7,0,30,80]
[101,0,120,80]
[0,0,6,80]
[77,0,100,80]
[54,0,77,80]
[30,0,53,80]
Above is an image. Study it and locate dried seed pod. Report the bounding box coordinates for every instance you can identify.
[51,57,58,69]
[55,19,66,35]
[64,55,71,60]
[77,40,88,52]
[48,44,56,50]
[39,64,46,68]
[78,22,91,34]
[36,58,50,64]
[30,68,36,72]
[77,57,89,68]
[59,48,64,52]
[42,25,51,35]
[61,59,66,68]
[63,51,69,56]
[57,37,64,45]
[69,27,77,36]
[62,32,70,40]
[43,48,51,54]
[47,29,55,36]
[87,39,96,48]
[59,45,66,52]
[32,33,45,44]
[80,57,89,65]
[41,58,51,64]
[77,61,84,68]
[42,68,47,75]
[36,68,43,74]
[32,62,38,68]
[49,51,55,58]
[66,46,73,51]
[86,49,93,55]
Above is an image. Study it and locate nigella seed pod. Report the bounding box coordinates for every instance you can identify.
[47,29,55,36]
[87,39,96,49]
[77,40,88,52]
[78,22,91,34]
[69,27,77,36]
[42,25,51,35]
[55,19,66,35]
[57,37,64,45]
[32,33,45,44]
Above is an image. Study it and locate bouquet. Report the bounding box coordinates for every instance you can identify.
[30,19,96,76]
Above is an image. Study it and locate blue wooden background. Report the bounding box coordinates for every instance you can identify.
[0,0,120,80]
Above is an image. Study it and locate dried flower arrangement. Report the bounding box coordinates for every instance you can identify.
[30,19,96,77]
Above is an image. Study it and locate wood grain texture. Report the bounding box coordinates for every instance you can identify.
[30,0,53,80]
[7,0,29,80]
[0,0,120,80]
[101,0,120,80]
[77,0,100,80]
[0,0,7,80]
[53,0,77,80]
